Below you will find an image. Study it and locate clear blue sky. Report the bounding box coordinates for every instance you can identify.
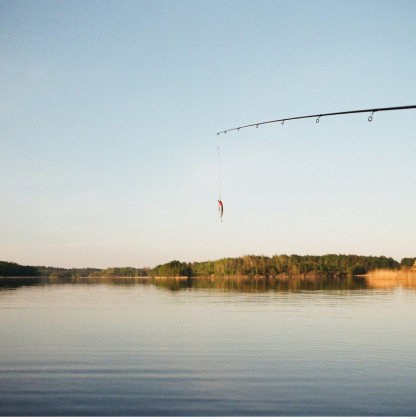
[1,0,415,268]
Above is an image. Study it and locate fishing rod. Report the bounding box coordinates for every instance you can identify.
[217,105,416,135]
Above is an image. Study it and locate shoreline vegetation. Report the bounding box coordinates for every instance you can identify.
[0,254,416,282]
[366,268,416,289]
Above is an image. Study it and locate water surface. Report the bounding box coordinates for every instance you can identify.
[0,278,415,415]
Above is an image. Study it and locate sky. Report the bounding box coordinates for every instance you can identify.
[1,0,416,268]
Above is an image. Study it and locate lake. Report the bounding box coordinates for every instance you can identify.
[0,277,415,415]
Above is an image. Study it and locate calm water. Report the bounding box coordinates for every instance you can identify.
[0,277,415,415]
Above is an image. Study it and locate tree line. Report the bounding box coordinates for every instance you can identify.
[1,255,415,278]
[400,257,416,268]
[36,266,101,278]
[150,254,415,278]
[89,267,150,277]
[0,263,150,278]
[0,261,39,277]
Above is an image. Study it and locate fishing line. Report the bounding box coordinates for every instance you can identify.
[217,105,416,135]
[217,147,221,200]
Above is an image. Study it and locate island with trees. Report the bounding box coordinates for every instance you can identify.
[1,255,415,279]
[149,254,414,278]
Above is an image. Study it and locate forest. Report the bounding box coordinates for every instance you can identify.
[149,254,415,278]
[0,261,39,277]
[36,266,149,278]
[36,266,101,278]
[1,255,415,278]
[89,267,150,277]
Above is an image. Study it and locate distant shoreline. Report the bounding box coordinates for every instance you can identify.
[2,270,415,280]
[2,255,415,279]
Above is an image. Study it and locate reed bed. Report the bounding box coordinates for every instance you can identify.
[366,269,416,289]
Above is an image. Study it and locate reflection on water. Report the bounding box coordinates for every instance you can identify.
[0,276,148,291]
[0,277,416,415]
[2,274,415,292]
[151,276,370,292]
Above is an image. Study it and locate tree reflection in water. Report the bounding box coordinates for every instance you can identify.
[2,274,416,292]
[150,276,369,292]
